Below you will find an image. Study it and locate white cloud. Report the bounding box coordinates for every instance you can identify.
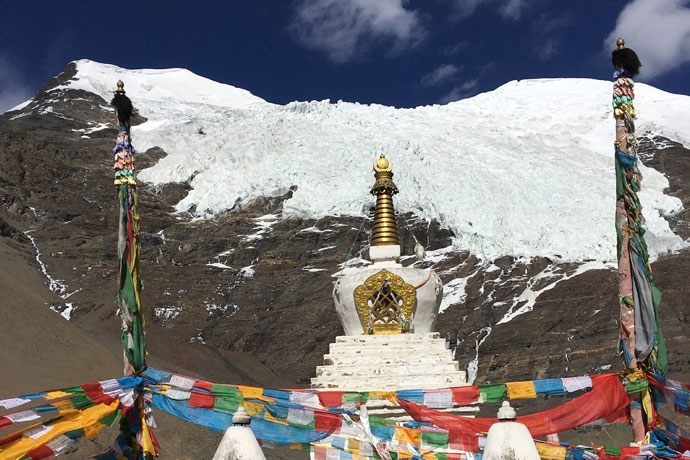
[605,0,690,79]
[497,0,527,20]
[0,57,33,114]
[421,64,461,86]
[441,40,472,55]
[530,13,570,61]
[450,0,485,18]
[439,78,479,103]
[290,0,425,63]
[534,37,559,61]
[447,0,532,20]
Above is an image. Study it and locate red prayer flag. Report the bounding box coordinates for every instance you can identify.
[451,386,480,406]
[81,382,112,404]
[23,444,55,460]
[399,374,628,437]
[193,381,213,392]
[315,411,341,433]
[318,391,345,407]
[0,417,11,429]
[189,391,215,409]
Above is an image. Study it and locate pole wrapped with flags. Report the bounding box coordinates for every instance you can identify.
[612,37,667,443]
[111,80,157,458]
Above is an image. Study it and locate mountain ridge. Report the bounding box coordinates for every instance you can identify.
[1,61,689,458]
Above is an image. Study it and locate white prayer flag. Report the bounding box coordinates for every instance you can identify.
[287,408,315,426]
[7,410,40,423]
[169,375,196,390]
[290,391,321,408]
[46,434,74,453]
[0,398,30,410]
[561,376,592,393]
[166,389,191,400]
[423,390,453,408]
[25,424,54,440]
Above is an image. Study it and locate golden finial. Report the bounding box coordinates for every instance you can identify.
[617,38,625,49]
[116,80,125,93]
[374,154,392,172]
[370,154,400,247]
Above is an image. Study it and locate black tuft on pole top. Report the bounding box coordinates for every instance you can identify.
[612,37,641,77]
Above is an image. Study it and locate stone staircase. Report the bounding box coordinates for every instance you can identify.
[311,332,477,419]
[311,332,467,391]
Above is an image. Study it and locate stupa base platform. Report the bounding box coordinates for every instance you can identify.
[311,332,470,392]
[310,332,477,437]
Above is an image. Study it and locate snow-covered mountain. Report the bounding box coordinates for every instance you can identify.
[3,60,690,430]
[20,59,688,263]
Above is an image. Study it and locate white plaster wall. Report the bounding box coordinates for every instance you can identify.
[212,426,266,460]
[483,422,540,460]
[332,262,442,335]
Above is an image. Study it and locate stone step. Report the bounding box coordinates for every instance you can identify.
[334,332,441,344]
[323,353,454,366]
[315,361,459,378]
[311,373,467,391]
[324,351,454,366]
[328,341,449,354]
[331,337,446,347]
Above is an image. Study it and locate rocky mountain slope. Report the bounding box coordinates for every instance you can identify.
[1,61,689,458]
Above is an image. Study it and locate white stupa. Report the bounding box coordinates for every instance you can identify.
[483,402,540,460]
[212,406,266,460]
[311,155,474,419]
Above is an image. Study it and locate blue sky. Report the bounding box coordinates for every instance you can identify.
[1,0,689,112]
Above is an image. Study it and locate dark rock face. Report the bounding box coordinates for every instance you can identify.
[1,65,690,456]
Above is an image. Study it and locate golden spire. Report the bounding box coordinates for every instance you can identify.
[370,154,400,246]
[116,80,125,93]
[617,37,625,49]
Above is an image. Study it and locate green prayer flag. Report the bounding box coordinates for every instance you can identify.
[99,409,122,428]
[343,392,368,404]
[211,384,242,399]
[422,430,449,448]
[369,416,387,427]
[71,394,95,410]
[214,396,240,414]
[479,383,507,402]
[625,379,648,394]
[605,446,622,456]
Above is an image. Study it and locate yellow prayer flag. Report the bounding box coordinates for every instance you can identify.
[241,400,265,417]
[369,391,395,401]
[642,389,654,425]
[348,438,360,451]
[264,410,289,426]
[536,442,567,460]
[506,381,537,399]
[53,399,77,413]
[394,427,421,446]
[0,400,119,460]
[83,421,106,439]
[237,385,263,400]
[140,421,156,457]
[45,391,72,400]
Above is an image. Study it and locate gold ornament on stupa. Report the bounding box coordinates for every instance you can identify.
[370,154,400,246]
[353,269,416,334]
[617,37,625,49]
[116,80,125,93]
[351,154,416,334]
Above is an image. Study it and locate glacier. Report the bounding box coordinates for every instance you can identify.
[37,59,690,262]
